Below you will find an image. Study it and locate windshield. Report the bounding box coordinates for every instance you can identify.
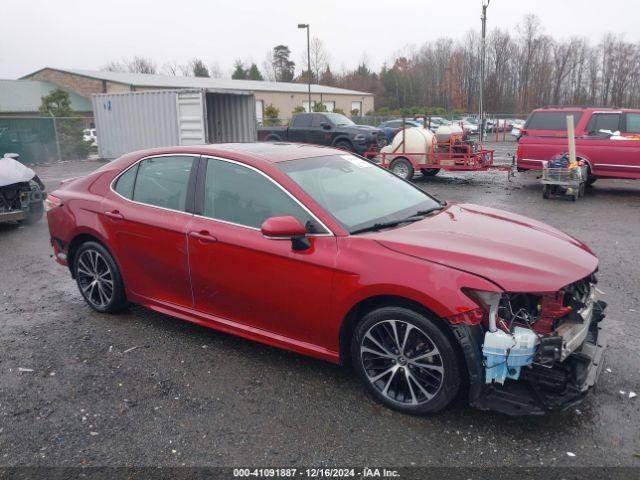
[325,113,355,126]
[278,154,441,233]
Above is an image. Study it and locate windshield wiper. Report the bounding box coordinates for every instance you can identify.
[350,220,407,235]
[350,205,445,235]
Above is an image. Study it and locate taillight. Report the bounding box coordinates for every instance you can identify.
[519,129,528,136]
[516,144,523,161]
[45,194,63,212]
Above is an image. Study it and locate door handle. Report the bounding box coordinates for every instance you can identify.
[189,230,218,243]
[104,210,124,220]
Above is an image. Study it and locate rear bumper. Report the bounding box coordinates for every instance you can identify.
[517,158,545,171]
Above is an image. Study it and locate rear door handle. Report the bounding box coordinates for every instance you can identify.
[189,230,218,243]
[104,210,124,220]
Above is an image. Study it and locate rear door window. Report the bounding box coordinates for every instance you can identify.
[586,113,622,133]
[291,115,312,128]
[525,111,583,131]
[130,155,195,211]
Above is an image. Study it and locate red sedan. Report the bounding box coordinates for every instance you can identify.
[46,143,606,415]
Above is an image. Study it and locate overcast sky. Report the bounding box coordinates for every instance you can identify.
[2,0,638,80]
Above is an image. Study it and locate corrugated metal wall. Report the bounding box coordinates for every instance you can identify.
[93,89,257,159]
[206,93,257,143]
[93,90,180,159]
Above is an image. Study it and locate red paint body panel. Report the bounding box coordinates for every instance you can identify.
[47,143,599,364]
[517,107,640,179]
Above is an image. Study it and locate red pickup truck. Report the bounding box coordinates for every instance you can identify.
[516,107,640,182]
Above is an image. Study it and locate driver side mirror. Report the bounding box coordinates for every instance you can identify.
[260,215,310,251]
[320,122,332,130]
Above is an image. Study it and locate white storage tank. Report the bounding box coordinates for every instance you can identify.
[92,89,257,159]
[380,127,436,158]
[434,124,464,143]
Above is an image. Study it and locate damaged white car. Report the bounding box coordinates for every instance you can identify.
[0,153,46,225]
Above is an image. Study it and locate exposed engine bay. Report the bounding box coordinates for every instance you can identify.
[461,273,607,415]
[0,154,46,224]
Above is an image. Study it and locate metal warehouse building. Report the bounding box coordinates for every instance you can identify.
[22,68,375,123]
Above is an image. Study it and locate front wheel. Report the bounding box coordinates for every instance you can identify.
[389,158,414,180]
[334,140,355,152]
[21,200,43,225]
[351,307,461,414]
[74,241,127,313]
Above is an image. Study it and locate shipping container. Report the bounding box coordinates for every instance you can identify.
[92,89,257,159]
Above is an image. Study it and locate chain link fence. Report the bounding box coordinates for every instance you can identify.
[0,116,94,164]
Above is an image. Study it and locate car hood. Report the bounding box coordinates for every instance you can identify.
[368,203,598,292]
[349,125,384,134]
[0,156,35,187]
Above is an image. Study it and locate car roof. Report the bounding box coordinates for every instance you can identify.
[124,142,346,164]
[532,106,640,113]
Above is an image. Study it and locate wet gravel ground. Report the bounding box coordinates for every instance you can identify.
[1,153,639,468]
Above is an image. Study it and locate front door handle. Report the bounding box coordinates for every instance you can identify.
[189,230,218,243]
[104,210,124,220]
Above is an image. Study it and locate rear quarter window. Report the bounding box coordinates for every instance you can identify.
[525,111,583,131]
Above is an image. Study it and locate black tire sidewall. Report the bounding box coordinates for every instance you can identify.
[351,307,461,414]
[74,241,127,313]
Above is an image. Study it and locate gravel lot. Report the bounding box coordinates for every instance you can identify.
[1,152,639,468]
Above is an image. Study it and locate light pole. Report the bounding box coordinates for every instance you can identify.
[479,0,490,142]
[298,23,311,112]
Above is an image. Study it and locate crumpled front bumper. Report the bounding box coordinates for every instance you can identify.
[453,306,607,416]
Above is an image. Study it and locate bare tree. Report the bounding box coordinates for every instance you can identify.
[126,56,157,74]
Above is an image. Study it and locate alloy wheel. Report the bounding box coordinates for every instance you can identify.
[76,249,114,308]
[360,319,444,405]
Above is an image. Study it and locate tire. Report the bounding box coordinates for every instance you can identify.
[21,200,43,225]
[420,168,441,177]
[351,306,461,415]
[335,140,355,152]
[542,185,550,199]
[74,241,127,313]
[389,158,414,180]
[586,177,597,186]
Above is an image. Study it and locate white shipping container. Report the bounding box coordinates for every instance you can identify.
[92,89,257,159]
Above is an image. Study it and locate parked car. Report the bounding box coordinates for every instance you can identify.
[258,112,387,154]
[0,153,46,225]
[510,119,526,137]
[46,143,607,416]
[378,119,422,143]
[517,107,640,182]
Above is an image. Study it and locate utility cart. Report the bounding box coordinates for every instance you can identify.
[541,161,588,201]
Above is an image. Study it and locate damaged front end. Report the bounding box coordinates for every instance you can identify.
[0,154,46,224]
[456,273,607,415]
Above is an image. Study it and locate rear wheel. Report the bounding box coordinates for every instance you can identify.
[351,307,461,414]
[389,158,414,180]
[420,168,441,177]
[74,241,127,313]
